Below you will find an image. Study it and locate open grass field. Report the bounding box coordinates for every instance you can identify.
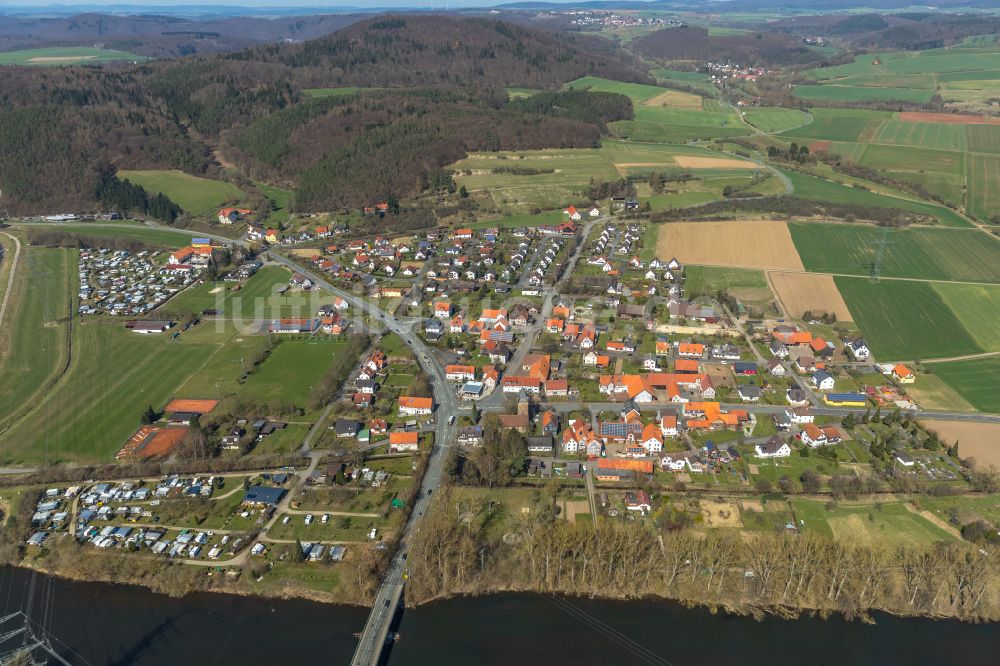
[684,266,767,296]
[302,87,368,98]
[781,108,890,142]
[0,321,218,464]
[769,271,852,321]
[920,420,1000,468]
[0,248,73,432]
[789,223,1000,283]
[827,73,937,90]
[824,502,957,548]
[743,108,811,133]
[451,141,758,212]
[834,277,982,360]
[794,84,933,104]
[118,170,245,217]
[564,76,670,102]
[165,266,333,319]
[784,171,969,227]
[905,374,976,412]
[614,105,747,143]
[241,339,348,409]
[932,357,1000,414]
[657,220,804,271]
[28,223,189,248]
[0,46,146,66]
[256,182,293,226]
[966,154,1000,221]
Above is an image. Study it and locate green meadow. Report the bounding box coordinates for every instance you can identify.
[119,170,246,216]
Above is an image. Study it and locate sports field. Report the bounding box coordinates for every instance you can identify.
[834,277,982,360]
[789,223,1000,283]
[657,220,804,271]
[119,170,246,216]
[0,248,74,432]
[769,272,852,321]
[932,357,1000,413]
[0,46,146,66]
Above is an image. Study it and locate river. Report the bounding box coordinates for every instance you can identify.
[1,568,997,665]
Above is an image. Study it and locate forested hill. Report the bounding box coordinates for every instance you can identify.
[0,14,646,215]
[631,25,824,66]
[241,15,648,89]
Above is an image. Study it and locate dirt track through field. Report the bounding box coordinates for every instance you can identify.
[0,232,22,335]
[673,155,758,169]
[769,271,853,320]
[657,220,805,270]
[920,420,1000,469]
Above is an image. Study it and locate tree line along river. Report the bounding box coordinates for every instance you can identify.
[0,567,997,665]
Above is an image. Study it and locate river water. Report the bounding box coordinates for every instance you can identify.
[1,567,997,665]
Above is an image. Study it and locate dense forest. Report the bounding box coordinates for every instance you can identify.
[0,14,646,215]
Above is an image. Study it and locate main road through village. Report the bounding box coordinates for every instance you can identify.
[12,218,1000,663]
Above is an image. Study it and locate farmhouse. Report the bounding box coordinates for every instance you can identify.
[893,364,915,384]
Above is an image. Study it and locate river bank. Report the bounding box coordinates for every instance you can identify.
[1,566,998,666]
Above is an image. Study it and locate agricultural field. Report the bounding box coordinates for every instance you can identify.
[929,283,1000,352]
[742,108,811,133]
[905,374,976,412]
[769,271,852,321]
[657,220,804,271]
[931,357,1000,414]
[834,277,982,360]
[966,154,1000,221]
[793,84,933,104]
[118,170,246,217]
[783,171,969,227]
[919,421,1000,469]
[564,76,669,102]
[872,120,968,151]
[0,46,146,66]
[782,108,890,142]
[0,248,74,431]
[0,321,219,464]
[789,222,1000,283]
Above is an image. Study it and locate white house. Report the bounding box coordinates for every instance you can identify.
[846,339,871,360]
[800,424,828,448]
[811,370,835,391]
[755,437,792,458]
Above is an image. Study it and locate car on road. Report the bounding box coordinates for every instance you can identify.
[448,415,455,425]
[305,514,314,525]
